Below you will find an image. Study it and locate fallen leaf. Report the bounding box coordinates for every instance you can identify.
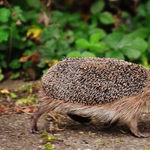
[0,89,10,94]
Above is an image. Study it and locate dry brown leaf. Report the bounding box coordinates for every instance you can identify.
[37,9,50,26]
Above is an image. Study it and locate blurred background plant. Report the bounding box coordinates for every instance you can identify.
[1,0,150,81]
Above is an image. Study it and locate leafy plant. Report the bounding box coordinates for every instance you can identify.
[0,68,4,81]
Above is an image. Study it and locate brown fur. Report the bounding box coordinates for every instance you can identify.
[31,58,150,137]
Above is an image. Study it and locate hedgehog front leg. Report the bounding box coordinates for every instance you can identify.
[128,116,150,138]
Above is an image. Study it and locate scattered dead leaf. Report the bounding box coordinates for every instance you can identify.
[37,9,50,26]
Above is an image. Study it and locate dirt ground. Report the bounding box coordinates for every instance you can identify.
[0,79,150,150]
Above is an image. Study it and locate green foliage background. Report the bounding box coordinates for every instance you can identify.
[1,0,150,80]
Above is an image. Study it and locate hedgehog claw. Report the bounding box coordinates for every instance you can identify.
[30,128,43,134]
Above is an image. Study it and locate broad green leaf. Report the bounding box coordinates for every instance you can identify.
[13,6,26,22]
[51,11,67,27]
[121,11,130,18]
[41,25,60,41]
[14,6,23,14]
[45,39,57,52]
[137,4,146,17]
[18,14,26,22]
[23,50,33,56]
[67,51,81,58]
[81,51,96,57]
[130,37,148,52]
[146,1,150,15]
[0,60,6,68]
[0,74,4,81]
[0,29,9,42]
[0,68,2,73]
[39,47,54,60]
[99,12,114,24]
[121,48,141,59]
[89,43,105,51]
[132,28,150,39]
[26,0,41,9]
[10,93,17,98]
[105,51,125,60]
[75,38,89,49]
[120,37,147,59]
[0,8,11,22]
[104,32,123,49]
[68,13,81,26]
[23,61,33,69]
[90,33,103,44]
[11,72,20,79]
[57,40,71,56]
[61,30,75,44]
[89,28,106,37]
[9,59,21,69]
[91,0,105,14]
[37,58,46,68]
[118,33,136,48]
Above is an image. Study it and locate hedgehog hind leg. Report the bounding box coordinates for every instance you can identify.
[67,113,91,124]
[31,102,51,134]
[128,116,150,138]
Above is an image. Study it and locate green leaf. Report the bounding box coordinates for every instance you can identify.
[0,74,4,81]
[137,4,146,17]
[0,8,11,22]
[117,34,136,48]
[41,25,60,41]
[90,33,103,44]
[104,32,123,49]
[0,29,9,42]
[18,14,26,22]
[121,11,130,18]
[23,61,33,69]
[75,38,89,49]
[14,6,23,14]
[66,51,81,58]
[45,39,57,53]
[10,93,17,98]
[23,50,33,56]
[57,40,71,56]
[37,58,46,68]
[99,12,114,24]
[81,51,96,57]
[0,68,2,73]
[120,37,148,59]
[88,28,106,37]
[89,43,105,51]
[121,48,141,59]
[42,68,49,74]
[0,60,6,68]
[146,1,150,15]
[61,30,75,44]
[132,28,150,39]
[105,51,125,60]
[39,47,54,60]
[120,37,147,56]
[51,11,68,27]
[129,37,148,52]
[26,0,41,9]
[9,59,21,69]
[91,0,105,14]
[11,72,20,79]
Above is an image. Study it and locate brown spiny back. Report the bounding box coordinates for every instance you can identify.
[42,57,150,105]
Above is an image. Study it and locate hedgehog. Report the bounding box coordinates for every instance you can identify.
[30,57,150,137]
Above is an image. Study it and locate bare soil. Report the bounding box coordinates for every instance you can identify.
[0,79,150,150]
